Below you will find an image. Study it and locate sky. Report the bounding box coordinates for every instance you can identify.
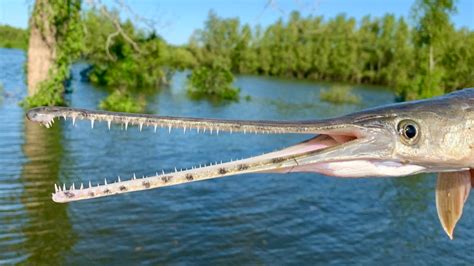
[0,0,472,45]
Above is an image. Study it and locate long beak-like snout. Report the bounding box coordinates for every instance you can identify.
[26,107,421,202]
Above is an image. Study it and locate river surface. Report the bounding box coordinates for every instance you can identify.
[0,48,473,265]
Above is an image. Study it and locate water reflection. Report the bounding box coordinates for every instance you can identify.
[20,119,76,264]
[384,174,439,244]
[389,174,432,214]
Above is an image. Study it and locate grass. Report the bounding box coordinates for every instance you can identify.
[320,85,361,104]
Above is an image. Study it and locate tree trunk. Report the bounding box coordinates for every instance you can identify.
[429,45,434,73]
[27,0,57,96]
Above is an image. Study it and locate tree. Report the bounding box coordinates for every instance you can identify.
[399,0,457,100]
[23,0,83,107]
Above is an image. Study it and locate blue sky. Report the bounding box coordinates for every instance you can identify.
[0,0,472,45]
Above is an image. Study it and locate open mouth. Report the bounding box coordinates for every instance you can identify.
[26,106,415,203]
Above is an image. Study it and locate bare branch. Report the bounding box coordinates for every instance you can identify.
[105,30,120,60]
[99,6,141,59]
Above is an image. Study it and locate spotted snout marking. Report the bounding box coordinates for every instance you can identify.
[161,176,172,183]
[64,191,75,198]
[271,158,285,164]
[238,164,249,171]
[218,168,228,174]
[142,181,151,188]
[186,174,194,181]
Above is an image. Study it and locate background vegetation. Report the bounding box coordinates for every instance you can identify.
[0,25,28,49]
[320,85,361,104]
[1,0,472,111]
[188,1,473,100]
[81,9,196,112]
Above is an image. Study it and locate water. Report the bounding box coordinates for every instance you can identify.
[0,48,472,265]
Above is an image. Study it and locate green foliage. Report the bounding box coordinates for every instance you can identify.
[82,9,197,111]
[22,0,83,108]
[0,25,27,50]
[99,90,146,113]
[187,66,240,101]
[190,7,473,101]
[395,0,457,100]
[21,73,68,107]
[320,85,361,104]
[397,69,445,100]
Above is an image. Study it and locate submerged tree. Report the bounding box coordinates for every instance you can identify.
[23,0,83,107]
[187,66,240,101]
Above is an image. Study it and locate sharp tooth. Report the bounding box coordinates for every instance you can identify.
[162,170,165,175]
[216,129,219,135]
[72,183,76,190]
[168,125,172,133]
[244,129,247,134]
[80,183,83,190]
[183,126,186,133]
[63,184,66,191]
[91,119,95,129]
[62,115,67,120]
[174,167,177,172]
[154,124,158,133]
[104,178,107,185]
[69,184,73,190]
[54,184,58,192]
[133,173,137,180]
[124,121,129,130]
[210,128,213,134]
[197,127,200,133]
[107,120,111,130]
[230,129,233,134]
[72,116,76,126]
[139,123,143,131]
[118,176,121,182]
[88,181,92,188]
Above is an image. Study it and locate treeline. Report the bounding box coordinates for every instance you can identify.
[3,1,472,109]
[0,25,28,50]
[188,8,474,100]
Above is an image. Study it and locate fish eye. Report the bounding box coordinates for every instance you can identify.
[397,120,420,145]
